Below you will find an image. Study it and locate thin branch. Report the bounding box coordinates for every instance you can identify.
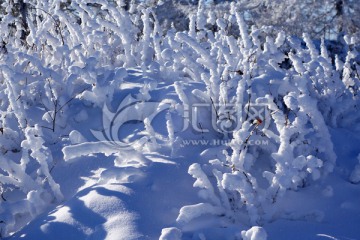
[210,97,219,120]
[27,5,64,45]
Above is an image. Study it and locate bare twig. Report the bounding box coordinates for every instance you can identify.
[42,82,91,132]
[210,97,219,120]
[1,193,6,202]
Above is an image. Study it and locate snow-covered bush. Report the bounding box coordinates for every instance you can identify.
[0,0,144,236]
[173,2,358,234]
[0,124,63,236]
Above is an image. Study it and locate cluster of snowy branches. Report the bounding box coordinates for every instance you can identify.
[171,3,359,229]
[139,0,360,40]
[0,0,143,236]
[0,0,359,237]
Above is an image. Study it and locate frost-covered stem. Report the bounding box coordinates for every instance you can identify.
[27,1,65,45]
[219,80,229,107]
[222,171,261,225]
[343,51,356,95]
[141,8,152,71]
[144,118,158,150]
[45,78,58,132]
[229,122,253,169]
[290,54,336,173]
[21,126,63,201]
[235,12,252,51]
[174,82,189,106]
[166,112,175,144]
[175,32,220,100]
[97,1,136,67]
[189,14,197,39]
[196,0,207,33]
[212,169,231,212]
[151,11,163,65]
[303,33,318,59]
[297,90,336,173]
[275,31,286,48]
[1,66,27,129]
[55,8,83,46]
[270,123,297,191]
[177,49,203,83]
[215,41,236,70]
[320,38,330,60]
[0,155,38,192]
[235,77,246,124]
[189,163,222,206]
[335,54,344,71]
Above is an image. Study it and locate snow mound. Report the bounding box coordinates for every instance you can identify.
[159,227,182,240]
[14,184,142,240]
[241,226,267,240]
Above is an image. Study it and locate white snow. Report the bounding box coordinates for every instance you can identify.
[1,1,360,240]
[241,226,267,240]
[159,227,182,240]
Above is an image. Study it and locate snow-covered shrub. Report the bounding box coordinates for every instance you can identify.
[0,125,63,236]
[288,33,360,129]
[0,0,147,236]
[173,2,354,233]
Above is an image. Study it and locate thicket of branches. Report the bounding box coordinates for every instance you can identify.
[147,0,360,40]
[2,0,360,42]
